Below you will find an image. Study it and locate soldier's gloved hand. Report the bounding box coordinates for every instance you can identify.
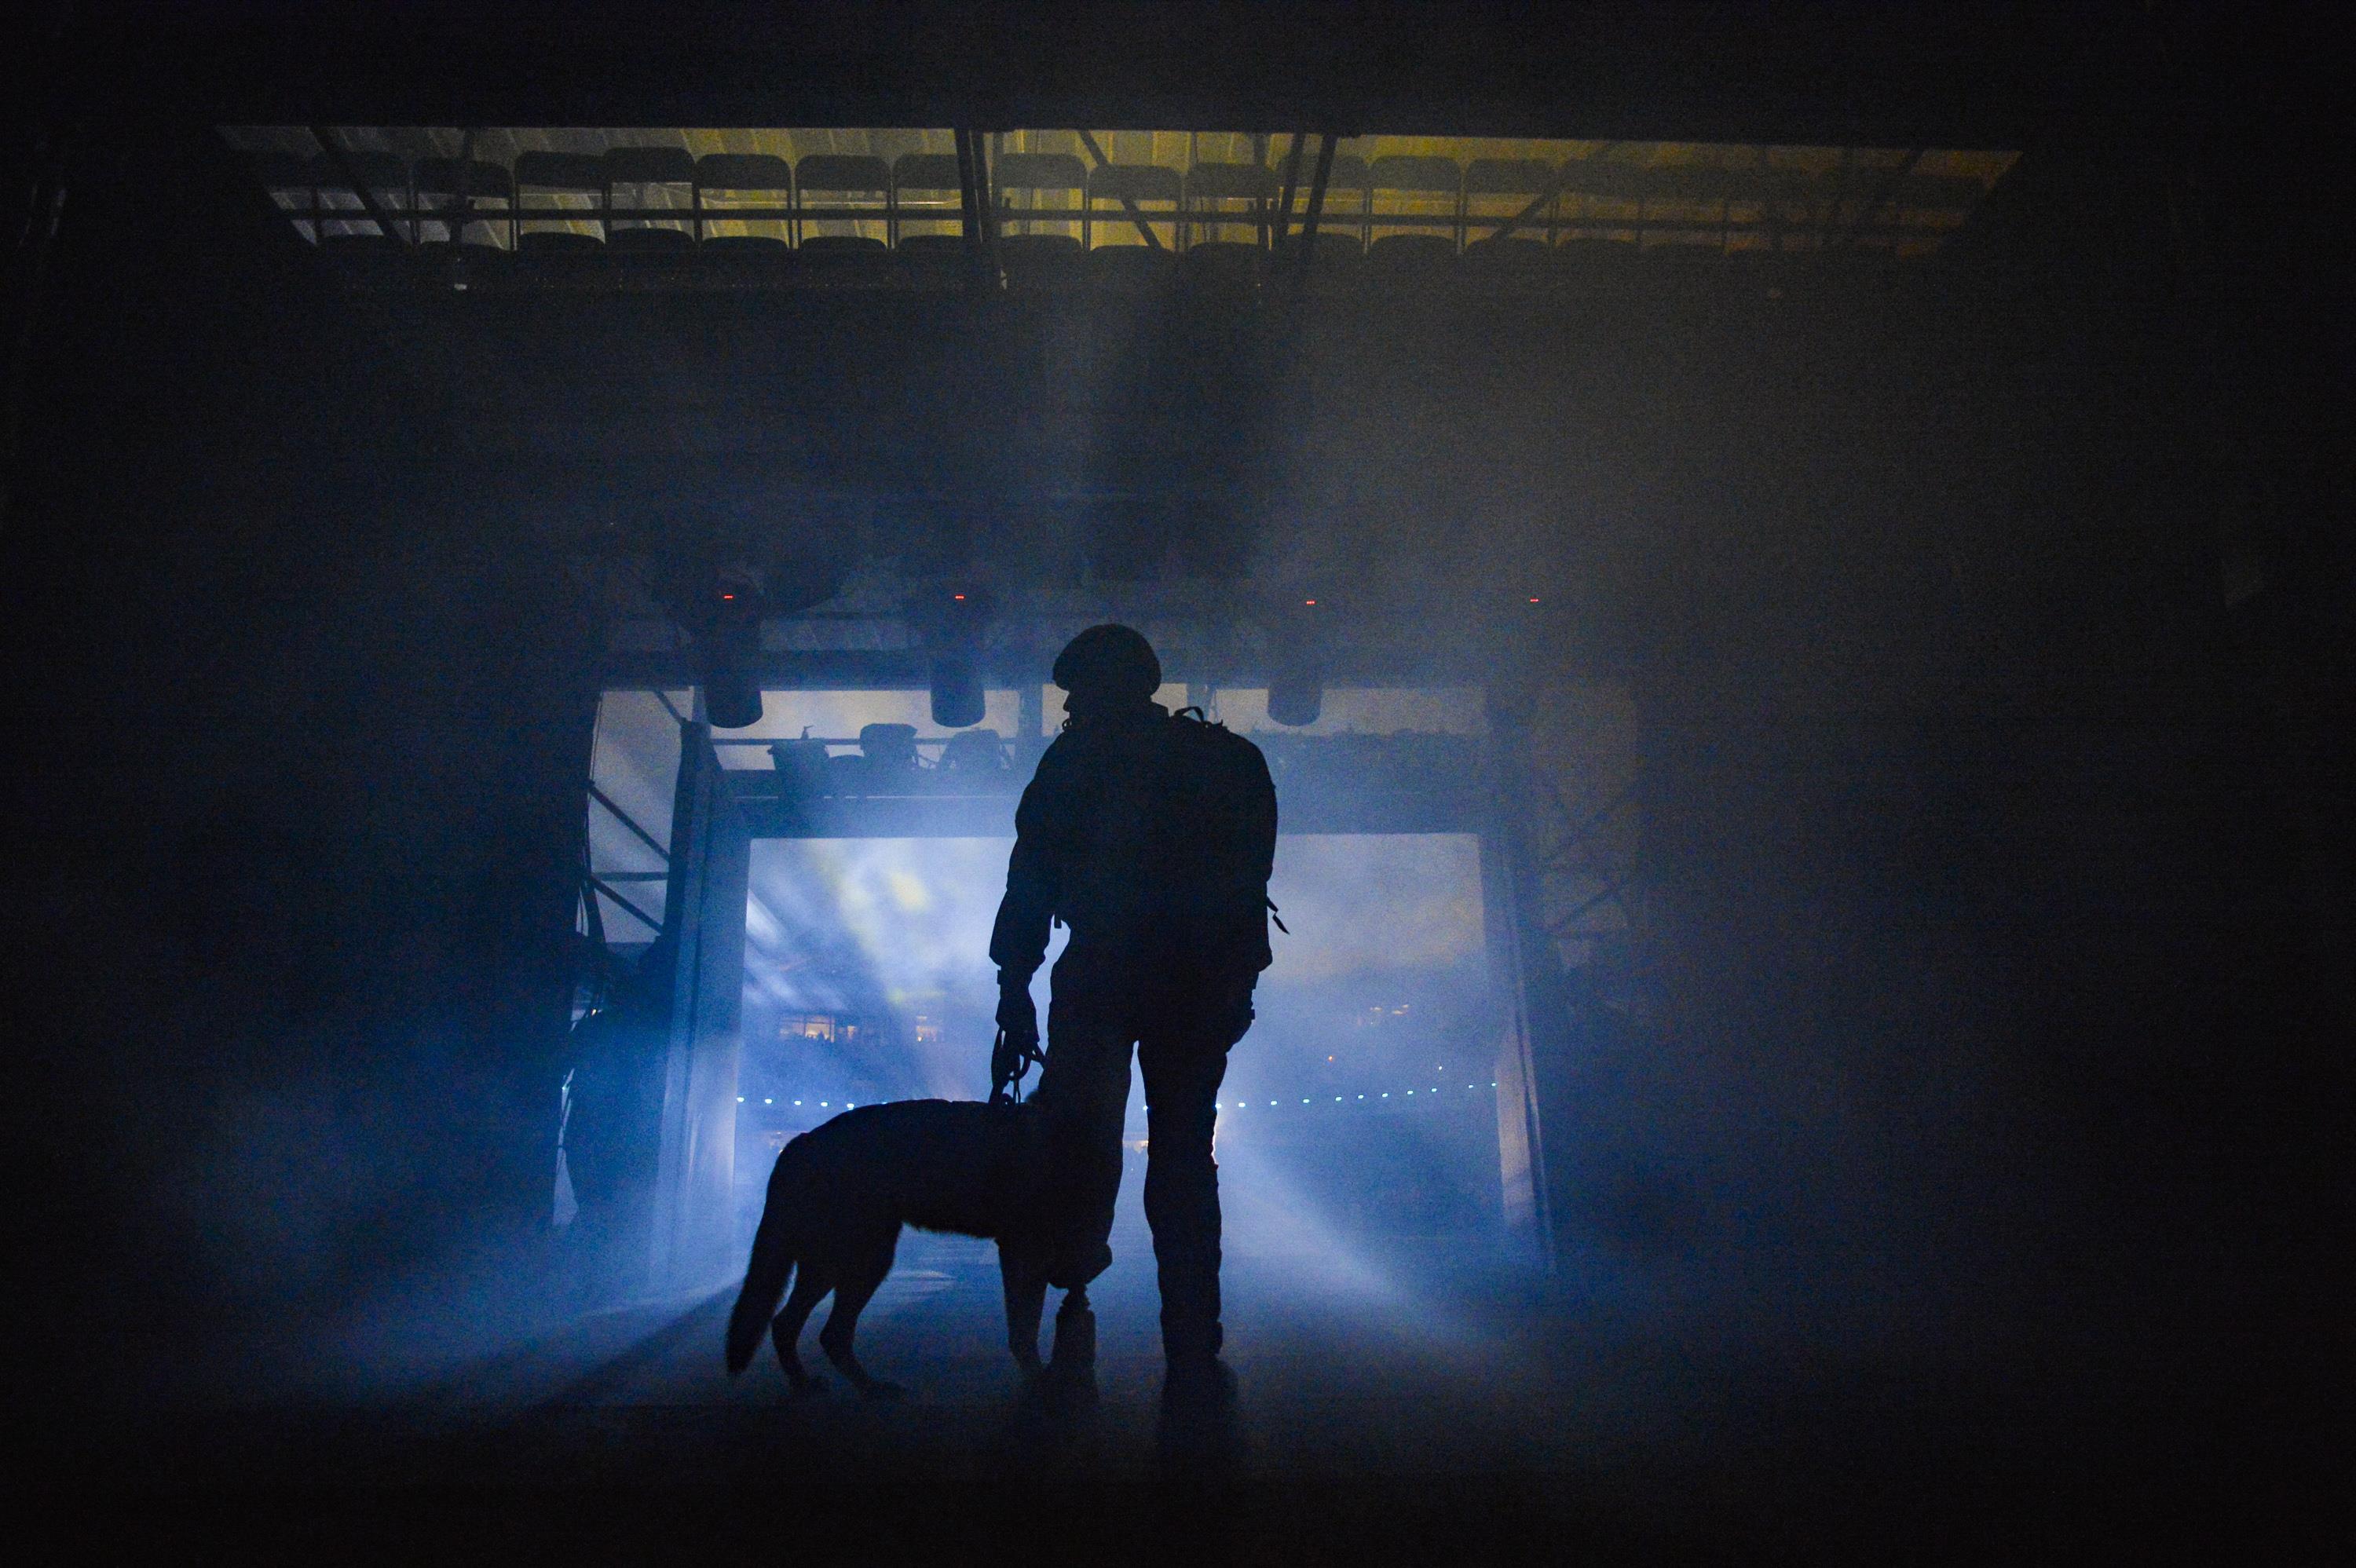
[996,971,1040,1052]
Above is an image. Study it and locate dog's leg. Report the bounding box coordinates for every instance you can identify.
[817,1230,902,1400]
[771,1265,830,1394]
[1000,1244,1048,1378]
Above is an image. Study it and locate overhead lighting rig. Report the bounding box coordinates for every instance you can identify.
[602,506,848,731]
[1267,593,1325,727]
[906,584,994,729]
[684,569,768,730]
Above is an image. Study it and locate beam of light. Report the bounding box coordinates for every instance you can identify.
[1216,1142,1502,1367]
[744,828,1520,1350]
[747,836,1044,1100]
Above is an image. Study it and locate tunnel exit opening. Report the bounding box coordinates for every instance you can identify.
[577,682,1553,1298]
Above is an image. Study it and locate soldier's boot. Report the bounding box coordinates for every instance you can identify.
[1041,1285,1099,1415]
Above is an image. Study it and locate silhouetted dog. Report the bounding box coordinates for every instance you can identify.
[724,1098,1087,1398]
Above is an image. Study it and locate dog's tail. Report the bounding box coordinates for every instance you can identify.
[725,1147,802,1375]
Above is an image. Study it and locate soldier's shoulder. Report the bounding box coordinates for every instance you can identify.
[1036,728,1089,765]
[1169,711,1269,766]
[1017,732,1076,794]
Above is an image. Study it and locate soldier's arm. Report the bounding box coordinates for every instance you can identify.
[989,738,1072,977]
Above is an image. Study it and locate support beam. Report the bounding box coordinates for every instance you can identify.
[1250,130,1271,250]
[1289,133,1338,288]
[1073,128,1165,250]
[953,126,1001,287]
[650,722,750,1287]
[1482,141,1621,245]
[307,126,417,249]
[1480,806,1553,1268]
[1486,142,1617,244]
[587,781,671,863]
[1272,128,1308,247]
[426,126,486,287]
[1480,702,1559,1270]
[587,873,663,933]
[1838,146,1926,250]
[1482,168,1569,244]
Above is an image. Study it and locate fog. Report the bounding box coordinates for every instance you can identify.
[741,831,1503,1249]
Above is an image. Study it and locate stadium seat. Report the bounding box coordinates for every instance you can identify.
[604,146,697,248]
[515,151,607,252]
[795,154,891,247]
[416,156,513,250]
[694,152,794,248]
[306,148,412,245]
[993,151,1088,247]
[1367,155,1462,254]
[1082,163,1181,253]
[1184,159,1276,251]
[890,152,964,248]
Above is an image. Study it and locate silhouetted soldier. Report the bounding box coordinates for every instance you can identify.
[990,625,1278,1391]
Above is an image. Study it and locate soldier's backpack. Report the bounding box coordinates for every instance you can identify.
[1155,707,1282,973]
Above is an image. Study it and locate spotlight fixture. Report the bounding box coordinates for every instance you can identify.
[1268,594,1325,726]
[930,655,984,728]
[606,506,850,734]
[911,586,993,729]
[1268,671,1323,727]
[692,572,766,730]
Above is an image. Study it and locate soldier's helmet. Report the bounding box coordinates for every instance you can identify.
[1052,624,1162,702]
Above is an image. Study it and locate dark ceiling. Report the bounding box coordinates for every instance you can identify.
[11,1,2336,682]
[35,2,2295,148]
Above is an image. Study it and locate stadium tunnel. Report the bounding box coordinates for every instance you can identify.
[9,6,2347,1555]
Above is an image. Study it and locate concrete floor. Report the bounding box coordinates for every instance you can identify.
[55,1167,2346,1560]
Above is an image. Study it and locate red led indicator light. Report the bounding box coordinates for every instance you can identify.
[721,593,735,600]
[953,594,965,601]
[1304,598,1317,605]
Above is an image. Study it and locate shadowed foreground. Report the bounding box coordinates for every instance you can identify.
[51,1168,2343,1561]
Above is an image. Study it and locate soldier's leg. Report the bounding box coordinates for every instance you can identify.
[1139,985,1252,1361]
[1033,985,1135,1288]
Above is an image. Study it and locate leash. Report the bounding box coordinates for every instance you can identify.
[989,1026,1046,1106]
